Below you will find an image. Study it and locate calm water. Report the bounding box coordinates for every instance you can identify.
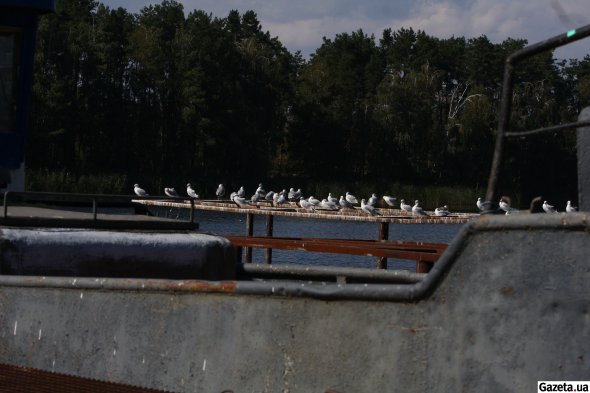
[152,207,464,271]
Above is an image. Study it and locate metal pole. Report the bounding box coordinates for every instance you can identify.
[3,192,8,218]
[245,213,254,263]
[92,198,97,221]
[484,61,513,212]
[377,222,389,269]
[265,215,274,264]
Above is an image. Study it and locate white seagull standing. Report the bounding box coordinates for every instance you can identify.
[320,199,339,210]
[186,183,199,199]
[476,197,484,211]
[307,196,321,206]
[566,200,578,213]
[367,193,378,207]
[327,193,338,203]
[412,200,428,216]
[237,186,246,198]
[400,199,412,213]
[382,195,397,207]
[434,205,450,216]
[274,190,287,206]
[361,199,380,216]
[164,187,179,197]
[255,183,266,197]
[345,192,359,205]
[542,200,557,213]
[339,195,354,209]
[215,184,225,198]
[299,197,315,212]
[233,194,249,208]
[134,184,149,197]
[265,190,275,200]
[499,199,511,213]
[250,192,260,203]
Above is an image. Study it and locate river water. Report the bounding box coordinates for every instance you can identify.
[152,207,464,271]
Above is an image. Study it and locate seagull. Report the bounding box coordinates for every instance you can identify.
[237,186,245,198]
[412,200,428,216]
[320,199,339,210]
[434,205,450,216]
[233,194,249,208]
[215,184,225,198]
[382,195,396,207]
[345,192,358,205]
[164,187,179,197]
[274,191,287,206]
[361,199,380,216]
[327,193,338,203]
[367,193,378,206]
[292,188,302,200]
[339,195,354,209]
[499,199,511,213]
[400,199,412,213]
[566,200,578,213]
[308,196,321,206]
[251,192,260,203]
[134,184,149,197]
[299,197,315,212]
[288,188,296,200]
[542,200,557,213]
[256,183,266,197]
[265,190,275,200]
[476,197,484,211]
[186,183,199,199]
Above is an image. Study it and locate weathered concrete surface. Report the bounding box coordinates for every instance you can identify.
[0,214,588,392]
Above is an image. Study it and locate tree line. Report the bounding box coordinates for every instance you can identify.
[27,0,590,203]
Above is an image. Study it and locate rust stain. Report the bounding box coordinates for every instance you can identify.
[500,286,514,295]
[155,280,237,293]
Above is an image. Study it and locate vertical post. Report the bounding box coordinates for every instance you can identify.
[377,222,389,269]
[245,213,254,263]
[416,260,433,273]
[265,214,274,264]
[92,198,97,221]
[577,107,590,211]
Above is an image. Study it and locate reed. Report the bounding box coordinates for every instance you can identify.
[26,169,128,194]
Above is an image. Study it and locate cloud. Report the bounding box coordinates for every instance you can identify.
[100,0,590,59]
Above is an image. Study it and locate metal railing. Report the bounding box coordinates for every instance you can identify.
[2,191,198,230]
[484,24,590,212]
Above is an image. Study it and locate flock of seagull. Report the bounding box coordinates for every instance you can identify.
[133,183,579,216]
[133,183,451,217]
[477,197,578,214]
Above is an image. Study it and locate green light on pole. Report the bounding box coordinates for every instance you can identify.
[567,29,576,38]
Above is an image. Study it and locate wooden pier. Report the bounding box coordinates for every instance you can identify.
[132,199,477,224]
[134,198,477,271]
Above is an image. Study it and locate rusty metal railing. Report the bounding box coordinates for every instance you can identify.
[484,23,590,213]
[226,235,447,273]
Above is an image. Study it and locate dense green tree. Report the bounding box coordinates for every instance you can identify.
[27,0,588,203]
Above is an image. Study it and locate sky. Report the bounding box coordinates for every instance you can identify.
[99,0,590,60]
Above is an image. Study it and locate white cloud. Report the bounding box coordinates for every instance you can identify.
[100,0,590,59]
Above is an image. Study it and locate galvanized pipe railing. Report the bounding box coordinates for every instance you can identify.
[2,191,198,229]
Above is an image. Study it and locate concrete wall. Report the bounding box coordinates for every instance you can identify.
[0,214,588,392]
